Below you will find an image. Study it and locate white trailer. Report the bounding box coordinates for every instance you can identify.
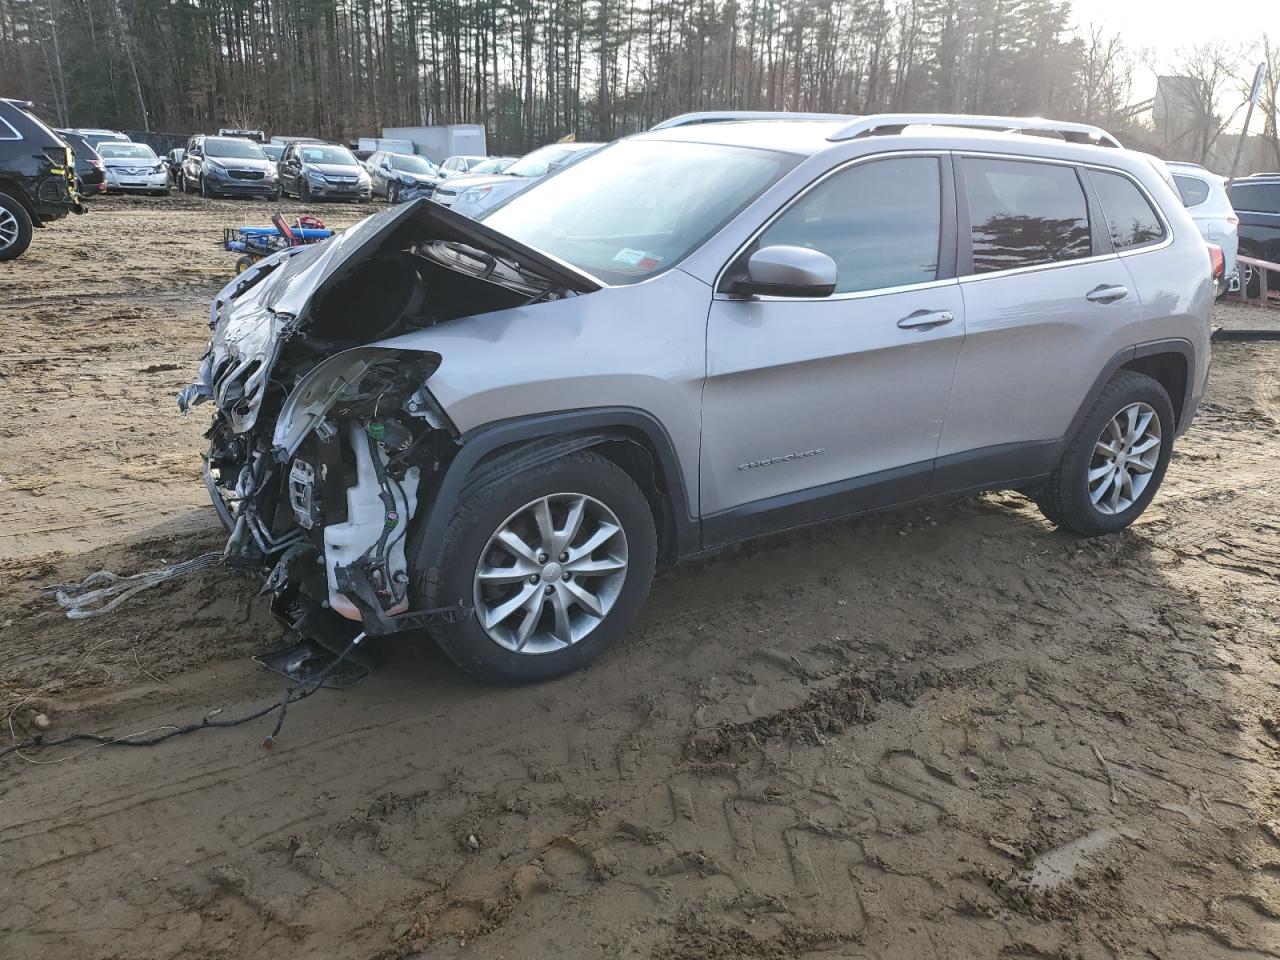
[357,137,416,156]
[380,124,487,163]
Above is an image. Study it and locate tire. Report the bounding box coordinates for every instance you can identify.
[1241,260,1262,299]
[0,191,33,261]
[300,179,311,202]
[1034,371,1175,536]
[200,177,210,199]
[388,182,400,204]
[235,255,254,274]
[416,450,657,683]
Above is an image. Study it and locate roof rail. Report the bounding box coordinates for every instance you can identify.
[827,114,1123,148]
[650,110,855,130]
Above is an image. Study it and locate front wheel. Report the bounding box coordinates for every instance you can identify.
[388,182,401,204]
[299,179,311,202]
[1034,371,1175,536]
[416,450,657,683]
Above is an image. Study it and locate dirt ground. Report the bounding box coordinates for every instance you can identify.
[2,196,1279,960]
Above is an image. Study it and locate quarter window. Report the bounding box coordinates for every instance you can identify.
[1173,175,1210,207]
[755,156,942,294]
[1090,169,1164,250]
[962,157,1091,274]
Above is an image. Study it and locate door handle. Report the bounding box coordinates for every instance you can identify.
[1085,284,1129,304]
[897,309,955,330]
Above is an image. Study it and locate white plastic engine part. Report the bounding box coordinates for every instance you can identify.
[324,421,420,621]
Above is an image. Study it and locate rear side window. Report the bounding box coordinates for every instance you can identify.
[1228,182,1280,213]
[1173,175,1210,207]
[1089,169,1165,250]
[961,157,1090,274]
[757,156,942,294]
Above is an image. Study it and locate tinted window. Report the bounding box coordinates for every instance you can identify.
[755,157,941,294]
[1090,170,1164,250]
[1173,175,1210,207]
[962,157,1090,274]
[1228,182,1280,213]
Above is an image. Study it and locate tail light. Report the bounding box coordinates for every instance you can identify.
[1207,243,1224,280]
[1227,214,1240,229]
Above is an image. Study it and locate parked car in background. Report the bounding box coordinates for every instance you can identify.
[182,112,1212,684]
[0,97,84,260]
[97,141,169,195]
[64,128,131,151]
[1227,173,1280,297]
[365,150,441,202]
[182,135,279,199]
[466,155,519,175]
[261,143,285,163]
[277,141,371,201]
[438,155,489,177]
[1166,161,1238,296]
[439,142,603,217]
[163,148,185,185]
[56,129,107,198]
[218,128,264,142]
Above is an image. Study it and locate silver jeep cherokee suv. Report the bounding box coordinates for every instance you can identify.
[180,112,1212,683]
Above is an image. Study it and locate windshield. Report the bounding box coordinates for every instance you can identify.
[389,154,435,174]
[205,137,266,160]
[469,157,513,174]
[300,145,358,166]
[481,140,798,284]
[506,145,590,178]
[99,143,158,160]
[262,145,283,160]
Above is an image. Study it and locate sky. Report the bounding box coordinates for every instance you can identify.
[1069,0,1265,124]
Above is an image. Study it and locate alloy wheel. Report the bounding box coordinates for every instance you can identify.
[473,493,629,654]
[1088,401,1161,515]
[0,207,17,251]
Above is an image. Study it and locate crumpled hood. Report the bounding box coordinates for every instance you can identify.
[179,199,601,434]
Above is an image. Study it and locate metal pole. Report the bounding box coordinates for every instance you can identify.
[1229,63,1266,186]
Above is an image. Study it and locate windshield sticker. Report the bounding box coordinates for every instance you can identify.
[612,248,664,270]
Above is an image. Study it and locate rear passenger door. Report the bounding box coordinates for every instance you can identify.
[935,154,1141,486]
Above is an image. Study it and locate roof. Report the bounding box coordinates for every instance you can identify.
[635,112,1125,159]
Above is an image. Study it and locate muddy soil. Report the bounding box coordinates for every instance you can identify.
[1,196,1279,960]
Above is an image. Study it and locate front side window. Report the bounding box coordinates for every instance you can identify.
[753,156,942,294]
[1173,174,1210,207]
[1090,169,1165,250]
[481,140,798,284]
[962,157,1091,274]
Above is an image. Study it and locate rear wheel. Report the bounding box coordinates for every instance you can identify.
[0,192,33,261]
[417,450,657,683]
[1034,371,1174,536]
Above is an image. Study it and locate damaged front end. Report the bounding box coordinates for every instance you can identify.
[179,199,598,645]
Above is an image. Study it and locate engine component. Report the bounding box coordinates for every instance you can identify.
[288,458,321,529]
[323,421,419,621]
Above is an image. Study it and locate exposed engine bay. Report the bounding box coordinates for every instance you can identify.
[178,200,598,643]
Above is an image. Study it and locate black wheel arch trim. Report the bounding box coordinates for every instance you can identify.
[1056,338,1196,459]
[411,407,700,566]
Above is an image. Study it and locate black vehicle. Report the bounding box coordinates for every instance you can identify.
[365,150,441,202]
[182,135,280,199]
[277,141,371,201]
[0,98,84,260]
[55,129,107,199]
[163,148,185,185]
[1228,173,1280,296]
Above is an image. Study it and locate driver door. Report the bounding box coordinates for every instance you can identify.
[700,153,966,545]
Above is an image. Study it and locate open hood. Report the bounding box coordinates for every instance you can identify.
[180,198,601,434]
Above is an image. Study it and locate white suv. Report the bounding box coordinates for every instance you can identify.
[1167,160,1239,294]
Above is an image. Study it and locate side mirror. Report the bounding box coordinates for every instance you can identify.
[729,245,838,298]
